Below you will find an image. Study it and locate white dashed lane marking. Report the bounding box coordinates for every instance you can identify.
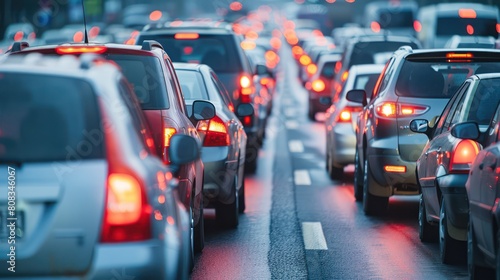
[302,222,328,250]
[288,140,304,153]
[285,120,299,129]
[294,170,311,186]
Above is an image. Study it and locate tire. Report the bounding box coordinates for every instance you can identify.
[216,178,239,228]
[363,158,388,216]
[468,220,493,279]
[327,156,344,180]
[419,194,438,242]
[188,204,195,272]
[440,198,466,264]
[193,194,204,253]
[238,176,246,214]
[353,149,363,202]
[245,141,258,174]
[308,103,316,121]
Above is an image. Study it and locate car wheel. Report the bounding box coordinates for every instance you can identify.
[308,103,315,121]
[440,198,466,264]
[216,177,239,228]
[327,155,344,180]
[468,219,492,279]
[193,192,204,253]
[238,175,246,214]
[419,194,438,242]
[245,141,258,174]
[363,158,388,216]
[353,149,363,202]
[188,202,195,272]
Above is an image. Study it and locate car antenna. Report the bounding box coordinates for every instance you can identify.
[81,0,89,43]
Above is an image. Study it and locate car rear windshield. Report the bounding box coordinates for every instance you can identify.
[395,61,500,98]
[137,34,243,73]
[106,54,169,109]
[321,62,336,79]
[175,70,209,100]
[0,73,104,163]
[437,17,498,37]
[378,10,414,28]
[351,41,419,66]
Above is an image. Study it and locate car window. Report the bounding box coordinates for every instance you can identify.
[372,58,394,100]
[320,61,335,79]
[378,10,414,28]
[118,79,154,154]
[434,82,469,135]
[463,78,500,126]
[436,17,497,37]
[176,70,209,100]
[211,71,234,109]
[0,73,104,162]
[350,41,419,67]
[106,54,169,109]
[138,34,243,73]
[446,83,472,130]
[164,56,187,115]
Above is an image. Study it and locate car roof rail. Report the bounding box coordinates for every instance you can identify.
[398,45,413,53]
[141,40,164,51]
[10,41,30,53]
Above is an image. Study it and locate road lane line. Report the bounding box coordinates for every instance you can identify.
[294,170,311,186]
[302,222,328,250]
[285,120,299,129]
[288,140,304,153]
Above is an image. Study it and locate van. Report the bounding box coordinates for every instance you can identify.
[363,1,419,37]
[417,3,499,48]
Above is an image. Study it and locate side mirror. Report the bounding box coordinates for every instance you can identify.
[168,134,200,165]
[236,103,254,117]
[191,100,216,121]
[410,119,429,133]
[319,97,332,105]
[346,89,367,107]
[451,122,480,140]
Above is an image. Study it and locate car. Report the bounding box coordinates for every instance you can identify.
[0,53,199,279]
[325,64,384,181]
[363,1,419,37]
[174,62,254,228]
[306,53,341,120]
[411,72,500,264]
[464,83,500,277]
[9,40,216,258]
[444,35,497,49]
[347,48,500,216]
[135,21,263,173]
[417,3,500,49]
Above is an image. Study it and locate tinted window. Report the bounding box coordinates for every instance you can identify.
[321,62,335,79]
[106,54,169,110]
[351,41,419,66]
[378,10,414,28]
[395,61,500,98]
[137,34,243,73]
[437,17,498,37]
[464,78,500,125]
[0,73,103,162]
[176,70,209,100]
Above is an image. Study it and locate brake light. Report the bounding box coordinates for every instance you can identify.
[371,21,381,33]
[241,40,256,50]
[467,25,474,35]
[449,140,480,173]
[384,165,406,173]
[56,46,107,54]
[299,55,311,66]
[400,104,428,116]
[446,53,473,59]
[336,106,362,122]
[13,31,24,41]
[149,10,163,21]
[341,71,349,82]
[101,173,151,242]
[243,116,252,126]
[311,79,326,92]
[199,116,230,147]
[174,33,199,40]
[306,64,317,76]
[414,20,422,32]
[240,74,254,103]
[376,102,396,117]
[459,9,476,19]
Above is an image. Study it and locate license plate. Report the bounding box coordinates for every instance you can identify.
[0,210,25,240]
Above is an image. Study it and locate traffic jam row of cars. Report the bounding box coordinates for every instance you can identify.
[290,1,500,278]
[2,0,500,278]
[0,5,279,279]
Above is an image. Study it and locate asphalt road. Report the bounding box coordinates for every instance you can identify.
[190,46,469,280]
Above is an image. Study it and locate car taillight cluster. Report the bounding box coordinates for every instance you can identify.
[449,140,480,174]
[335,106,362,123]
[197,116,230,147]
[240,74,254,103]
[376,102,429,118]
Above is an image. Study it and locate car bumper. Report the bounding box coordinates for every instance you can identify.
[331,123,356,165]
[201,146,237,204]
[436,173,469,241]
[367,153,418,197]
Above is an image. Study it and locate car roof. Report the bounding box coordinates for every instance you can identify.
[349,64,385,75]
[141,21,234,35]
[172,62,204,71]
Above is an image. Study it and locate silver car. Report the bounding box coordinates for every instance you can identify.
[0,54,198,279]
[325,64,383,180]
[174,63,253,228]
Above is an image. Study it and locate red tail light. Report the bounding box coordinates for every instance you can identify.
[101,173,151,242]
[240,74,254,103]
[336,106,362,122]
[311,79,326,92]
[198,116,230,147]
[174,33,199,40]
[306,64,317,76]
[163,127,177,164]
[299,55,311,66]
[449,140,480,174]
[56,46,107,54]
[414,20,422,32]
[376,102,429,118]
[371,21,381,33]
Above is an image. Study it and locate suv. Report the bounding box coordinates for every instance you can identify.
[347,48,500,215]
[0,54,198,279]
[9,41,215,255]
[135,21,263,173]
[411,73,500,264]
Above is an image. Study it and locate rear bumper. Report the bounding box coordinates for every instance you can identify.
[201,146,237,204]
[436,173,469,241]
[367,153,418,197]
